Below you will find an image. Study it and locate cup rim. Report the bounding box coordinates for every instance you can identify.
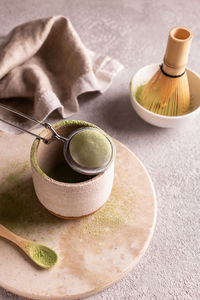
[129,63,200,120]
[30,120,115,187]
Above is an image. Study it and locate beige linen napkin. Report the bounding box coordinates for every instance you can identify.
[0,15,123,133]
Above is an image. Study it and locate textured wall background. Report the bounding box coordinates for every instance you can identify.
[0,0,199,299]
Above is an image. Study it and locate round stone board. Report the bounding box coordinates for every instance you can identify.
[0,131,157,299]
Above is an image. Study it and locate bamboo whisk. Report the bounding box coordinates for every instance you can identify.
[140,27,193,116]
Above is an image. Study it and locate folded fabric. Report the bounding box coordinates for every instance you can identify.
[0,15,123,133]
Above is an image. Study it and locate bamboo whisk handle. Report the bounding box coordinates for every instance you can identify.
[163,26,193,76]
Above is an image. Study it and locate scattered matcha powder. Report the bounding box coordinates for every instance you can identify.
[76,188,136,238]
[0,160,136,241]
[0,162,64,236]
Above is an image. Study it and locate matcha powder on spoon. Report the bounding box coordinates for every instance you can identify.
[27,243,58,269]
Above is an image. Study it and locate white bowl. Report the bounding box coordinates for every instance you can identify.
[129,63,200,128]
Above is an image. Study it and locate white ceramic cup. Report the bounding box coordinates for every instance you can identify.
[130,63,200,128]
[30,120,115,219]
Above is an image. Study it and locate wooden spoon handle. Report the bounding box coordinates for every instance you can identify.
[0,224,24,248]
[0,224,58,269]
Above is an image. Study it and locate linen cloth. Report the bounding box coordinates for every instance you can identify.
[0,15,123,133]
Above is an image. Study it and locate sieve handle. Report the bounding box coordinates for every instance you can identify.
[0,103,67,143]
[0,117,49,143]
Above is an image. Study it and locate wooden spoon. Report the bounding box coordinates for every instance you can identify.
[0,224,58,269]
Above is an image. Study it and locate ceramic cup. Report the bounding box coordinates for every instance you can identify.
[30,120,116,219]
[129,63,200,128]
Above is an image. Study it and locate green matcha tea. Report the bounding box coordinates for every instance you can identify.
[47,163,94,183]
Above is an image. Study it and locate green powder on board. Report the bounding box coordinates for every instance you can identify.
[75,188,136,237]
[0,162,64,234]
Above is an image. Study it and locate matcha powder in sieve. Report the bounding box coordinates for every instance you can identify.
[69,129,112,169]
